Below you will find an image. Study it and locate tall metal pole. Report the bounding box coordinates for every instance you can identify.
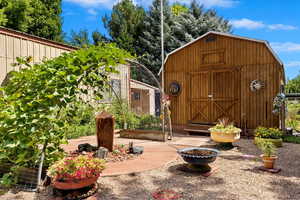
[160,0,165,136]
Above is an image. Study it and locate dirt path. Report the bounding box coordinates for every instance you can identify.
[2,139,300,200]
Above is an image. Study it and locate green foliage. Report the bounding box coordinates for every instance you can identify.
[59,102,96,139]
[0,0,63,41]
[208,118,241,134]
[68,29,110,47]
[137,0,231,77]
[0,44,132,171]
[27,0,63,41]
[0,173,15,188]
[69,29,91,48]
[103,0,145,54]
[100,98,139,129]
[283,135,300,144]
[257,141,277,157]
[254,127,283,139]
[137,114,161,130]
[171,3,188,16]
[286,75,300,93]
[47,155,105,181]
[286,102,300,130]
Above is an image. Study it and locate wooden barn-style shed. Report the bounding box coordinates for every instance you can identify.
[161,31,285,134]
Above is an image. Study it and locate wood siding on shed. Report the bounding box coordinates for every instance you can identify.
[165,33,284,130]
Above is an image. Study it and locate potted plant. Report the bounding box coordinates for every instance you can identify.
[254,127,283,147]
[47,155,105,190]
[257,141,277,169]
[209,118,241,143]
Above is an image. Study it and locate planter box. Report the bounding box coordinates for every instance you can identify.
[119,129,166,141]
[210,131,240,143]
[0,164,46,187]
[254,137,283,147]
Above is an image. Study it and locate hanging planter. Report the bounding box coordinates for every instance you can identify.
[272,93,285,115]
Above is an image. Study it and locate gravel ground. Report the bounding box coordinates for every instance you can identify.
[1,139,300,200]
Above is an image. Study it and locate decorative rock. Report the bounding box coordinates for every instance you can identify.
[94,147,109,159]
[132,146,144,154]
[78,143,98,152]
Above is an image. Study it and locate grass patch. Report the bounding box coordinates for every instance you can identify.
[283,135,300,144]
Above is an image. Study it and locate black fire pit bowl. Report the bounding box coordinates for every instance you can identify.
[177,147,219,166]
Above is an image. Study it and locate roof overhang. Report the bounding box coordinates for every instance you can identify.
[158,31,284,77]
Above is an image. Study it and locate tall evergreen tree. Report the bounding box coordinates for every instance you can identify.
[138,0,232,77]
[102,0,145,54]
[138,0,175,77]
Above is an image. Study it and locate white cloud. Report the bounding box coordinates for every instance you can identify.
[285,61,300,67]
[268,24,297,30]
[230,18,264,29]
[64,0,117,8]
[168,0,238,8]
[230,18,298,31]
[87,8,98,15]
[271,42,300,52]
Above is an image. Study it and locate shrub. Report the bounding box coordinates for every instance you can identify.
[137,114,161,130]
[254,127,283,139]
[99,98,140,129]
[257,141,277,157]
[208,118,241,134]
[47,155,105,181]
[0,43,131,174]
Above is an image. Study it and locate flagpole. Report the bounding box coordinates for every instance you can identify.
[160,0,165,137]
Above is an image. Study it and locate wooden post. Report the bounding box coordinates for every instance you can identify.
[95,111,115,152]
[280,85,286,132]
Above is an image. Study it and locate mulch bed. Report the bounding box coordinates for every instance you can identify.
[105,144,139,163]
[69,144,140,163]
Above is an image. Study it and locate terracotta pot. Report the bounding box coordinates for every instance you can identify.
[260,155,277,169]
[210,131,240,143]
[52,176,99,190]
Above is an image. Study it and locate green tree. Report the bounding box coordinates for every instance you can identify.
[68,29,109,47]
[103,0,145,54]
[69,29,91,48]
[27,0,63,41]
[137,0,231,76]
[92,31,110,45]
[171,3,188,16]
[0,0,32,32]
[0,0,63,41]
[138,0,174,77]
[286,75,300,93]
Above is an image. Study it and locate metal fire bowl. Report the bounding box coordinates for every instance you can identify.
[177,147,219,166]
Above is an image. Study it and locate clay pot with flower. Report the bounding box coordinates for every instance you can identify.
[47,155,105,190]
[257,141,278,169]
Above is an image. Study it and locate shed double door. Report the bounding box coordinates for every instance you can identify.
[189,67,241,126]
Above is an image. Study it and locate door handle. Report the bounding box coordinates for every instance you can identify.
[208,94,213,98]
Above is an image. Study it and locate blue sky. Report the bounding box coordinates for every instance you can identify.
[62,0,300,79]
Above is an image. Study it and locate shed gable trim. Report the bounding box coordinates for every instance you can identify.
[158,31,283,74]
